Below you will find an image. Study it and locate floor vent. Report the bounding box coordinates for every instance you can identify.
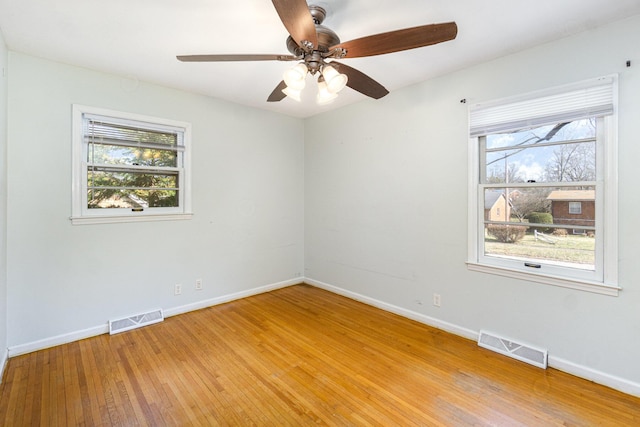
[109,309,164,335]
[478,330,548,369]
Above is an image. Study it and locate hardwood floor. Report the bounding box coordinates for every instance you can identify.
[1,284,638,426]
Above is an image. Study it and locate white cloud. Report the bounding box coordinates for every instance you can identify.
[516,162,544,181]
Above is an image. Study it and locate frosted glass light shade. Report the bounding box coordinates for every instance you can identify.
[283,63,308,91]
[282,86,302,102]
[316,80,337,105]
[322,65,348,93]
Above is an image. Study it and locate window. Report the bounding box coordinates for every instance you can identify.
[467,76,619,295]
[72,105,192,224]
[568,202,582,214]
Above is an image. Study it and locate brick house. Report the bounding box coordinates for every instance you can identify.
[547,190,595,230]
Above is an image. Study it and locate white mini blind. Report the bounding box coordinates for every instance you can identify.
[469,75,616,137]
[84,114,185,153]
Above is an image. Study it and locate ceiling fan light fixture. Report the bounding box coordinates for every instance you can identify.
[283,63,308,91]
[316,79,338,105]
[282,86,302,102]
[179,3,458,106]
[322,65,348,94]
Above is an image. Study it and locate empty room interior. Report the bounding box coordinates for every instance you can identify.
[1,0,640,424]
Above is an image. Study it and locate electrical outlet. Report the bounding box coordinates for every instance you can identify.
[195,279,203,290]
[174,284,182,295]
[433,293,441,307]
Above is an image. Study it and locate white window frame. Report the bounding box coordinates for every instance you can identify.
[467,76,619,296]
[71,105,193,225]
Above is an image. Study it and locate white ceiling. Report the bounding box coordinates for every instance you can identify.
[1,0,639,118]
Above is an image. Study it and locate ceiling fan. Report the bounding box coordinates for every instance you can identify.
[177,0,457,103]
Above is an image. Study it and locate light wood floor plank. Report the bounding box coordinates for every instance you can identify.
[1,284,639,426]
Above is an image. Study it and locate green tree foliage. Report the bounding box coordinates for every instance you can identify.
[87,124,179,209]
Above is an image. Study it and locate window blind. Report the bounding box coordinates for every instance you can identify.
[84,115,184,152]
[469,75,616,137]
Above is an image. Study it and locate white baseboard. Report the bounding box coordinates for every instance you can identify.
[163,277,302,318]
[0,348,8,383]
[549,356,640,397]
[7,277,303,358]
[304,277,640,398]
[8,325,108,357]
[304,278,478,341]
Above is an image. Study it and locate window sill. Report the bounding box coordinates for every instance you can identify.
[466,262,620,296]
[71,213,193,225]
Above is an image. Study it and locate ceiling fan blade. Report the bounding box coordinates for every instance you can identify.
[330,22,457,58]
[330,61,389,99]
[267,81,288,102]
[177,54,298,62]
[271,0,318,50]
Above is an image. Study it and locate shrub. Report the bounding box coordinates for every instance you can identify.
[487,224,528,243]
[527,212,553,225]
[526,212,553,232]
[552,228,568,237]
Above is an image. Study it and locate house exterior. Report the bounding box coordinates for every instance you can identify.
[484,191,510,221]
[547,190,595,229]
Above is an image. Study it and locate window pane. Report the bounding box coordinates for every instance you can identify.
[483,119,596,184]
[489,187,550,222]
[88,169,178,189]
[483,185,596,271]
[88,143,178,168]
[88,188,178,209]
[88,167,179,209]
[484,224,595,270]
[485,141,595,184]
[568,202,582,214]
[485,119,596,150]
[485,186,595,225]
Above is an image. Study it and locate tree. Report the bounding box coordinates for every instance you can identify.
[509,188,551,222]
[486,122,570,170]
[88,127,179,209]
[544,142,595,183]
[486,162,525,184]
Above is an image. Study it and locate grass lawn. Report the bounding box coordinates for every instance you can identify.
[485,232,595,266]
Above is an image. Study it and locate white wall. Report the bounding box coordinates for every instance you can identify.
[6,53,304,349]
[305,14,640,392]
[4,12,640,396]
[0,29,8,374]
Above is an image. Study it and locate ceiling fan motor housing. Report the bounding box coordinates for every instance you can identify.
[286,5,341,74]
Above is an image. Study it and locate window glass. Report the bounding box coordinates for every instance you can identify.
[468,76,618,292]
[72,105,192,224]
[568,202,582,214]
[483,120,596,184]
[482,184,596,271]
